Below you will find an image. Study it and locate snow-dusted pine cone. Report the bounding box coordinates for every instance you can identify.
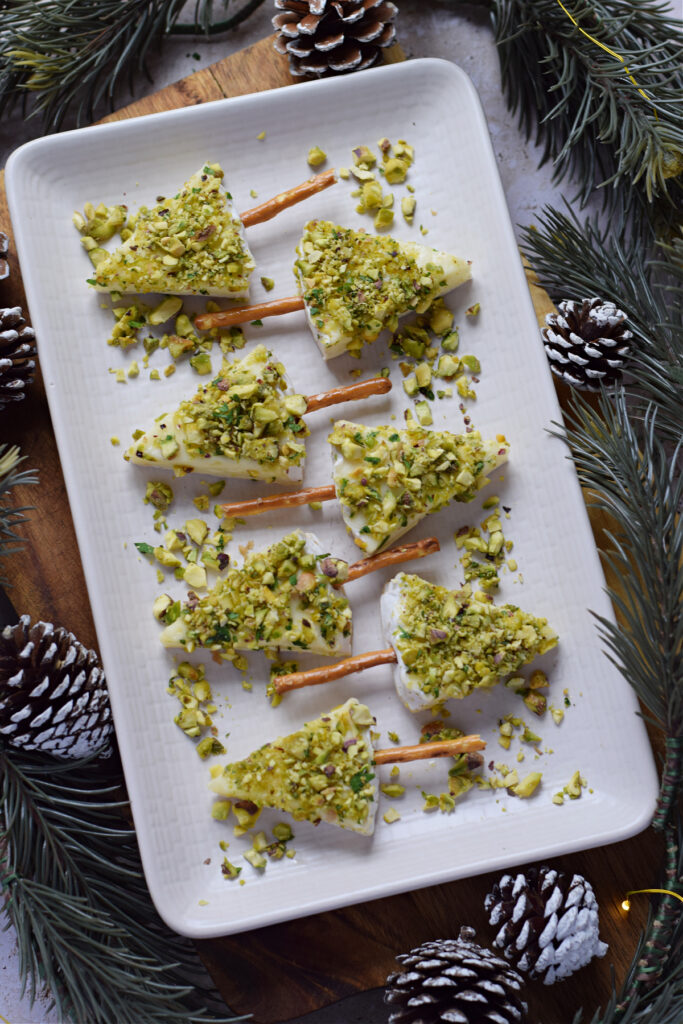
[484,866,608,985]
[0,616,113,758]
[0,231,9,282]
[384,927,528,1023]
[0,306,36,410]
[273,0,398,79]
[541,297,632,390]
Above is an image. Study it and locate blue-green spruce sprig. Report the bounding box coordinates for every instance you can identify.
[0,444,37,587]
[0,744,246,1024]
[0,0,267,131]
[443,0,683,236]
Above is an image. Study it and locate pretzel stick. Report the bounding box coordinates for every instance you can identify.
[374,735,485,765]
[274,649,396,695]
[305,376,391,413]
[195,296,304,331]
[240,169,337,228]
[345,537,440,584]
[221,484,335,520]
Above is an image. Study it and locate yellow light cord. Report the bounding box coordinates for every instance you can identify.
[623,888,683,911]
[555,0,656,109]
[0,1012,12,1024]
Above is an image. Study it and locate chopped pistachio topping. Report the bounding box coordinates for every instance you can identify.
[168,531,352,656]
[108,305,146,349]
[211,698,377,833]
[73,201,127,242]
[294,220,468,358]
[92,164,255,296]
[401,196,416,224]
[128,346,309,479]
[168,661,224,754]
[307,146,327,167]
[390,574,558,704]
[328,420,509,552]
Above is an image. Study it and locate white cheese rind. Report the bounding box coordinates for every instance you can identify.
[380,576,432,711]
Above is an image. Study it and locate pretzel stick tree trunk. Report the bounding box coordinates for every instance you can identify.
[305,376,391,413]
[345,537,439,583]
[274,649,397,695]
[195,295,304,331]
[221,484,335,519]
[240,169,337,228]
[374,735,486,765]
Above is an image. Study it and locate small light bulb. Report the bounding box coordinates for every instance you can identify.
[621,899,631,912]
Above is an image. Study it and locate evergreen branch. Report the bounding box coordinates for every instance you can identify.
[0,445,37,586]
[171,0,268,35]
[0,0,266,132]
[521,206,683,443]
[0,746,245,1023]
[444,0,683,235]
[580,812,683,1022]
[553,395,682,825]
[492,0,683,216]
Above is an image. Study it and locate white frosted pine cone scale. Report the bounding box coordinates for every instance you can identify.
[541,297,632,390]
[485,867,608,985]
[273,0,398,78]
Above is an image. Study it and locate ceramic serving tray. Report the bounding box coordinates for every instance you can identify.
[6,58,658,938]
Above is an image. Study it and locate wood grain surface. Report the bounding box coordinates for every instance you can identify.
[0,34,663,1024]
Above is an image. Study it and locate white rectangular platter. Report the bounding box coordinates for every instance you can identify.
[6,58,658,939]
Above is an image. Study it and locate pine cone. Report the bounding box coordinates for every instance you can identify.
[0,231,9,282]
[384,927,528,1024]
[484,866,608,985]
[541,297,632,390]
[0,616,113,758]
[0,306,37,410]
[273,0,398,79]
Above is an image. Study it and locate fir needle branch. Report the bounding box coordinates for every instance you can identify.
[444,0,683,232]
[579,812,683,1023]
[171,0,268,35]
[0,747,244,1023]
[0,0,265,132]
[0,445,37,587]
[551,393,682,827]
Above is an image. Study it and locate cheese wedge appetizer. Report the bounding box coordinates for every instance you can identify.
[159,531,352,657]
[210,698,378,834]
[294,220,471,358]
[381,573,558,711]
[91,163,255,296]
[329,420,510,554]
[125,345,309,482]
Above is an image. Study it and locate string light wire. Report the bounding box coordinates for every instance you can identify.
[555,0,657,111]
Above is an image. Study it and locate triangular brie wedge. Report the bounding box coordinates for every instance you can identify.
[125,345,309,482]
[328,420,510,554]
[92,164,255,296]
[294,220,471,359]
[381,573,558,711]
[159,530,352,657]
[210,698,377,834]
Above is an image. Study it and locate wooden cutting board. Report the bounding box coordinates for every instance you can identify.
[0,34,662,1024]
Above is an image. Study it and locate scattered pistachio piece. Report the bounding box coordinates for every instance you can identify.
[307,146,327,167]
